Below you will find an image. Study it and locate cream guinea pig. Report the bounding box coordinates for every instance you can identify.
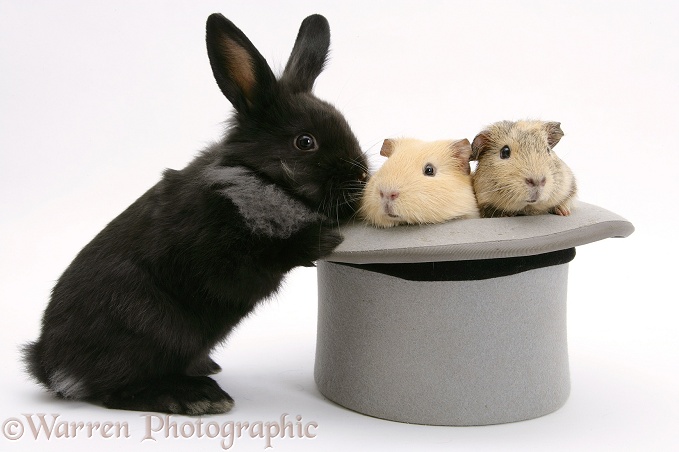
[360,138,480,227]
[471,120,577,218]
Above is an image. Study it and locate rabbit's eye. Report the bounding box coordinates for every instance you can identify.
[423,163,436,177]
[500,145,511,159]
[295,134,318,152]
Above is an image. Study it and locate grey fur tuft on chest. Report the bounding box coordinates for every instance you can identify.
[203,166,323,238]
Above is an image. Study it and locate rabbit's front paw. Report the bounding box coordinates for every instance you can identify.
[281,224,343,268]
[317,227,343,258]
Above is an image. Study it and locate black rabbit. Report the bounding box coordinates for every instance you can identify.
[22,13,368,415]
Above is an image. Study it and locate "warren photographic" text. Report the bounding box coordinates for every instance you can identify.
[2,413,318,450]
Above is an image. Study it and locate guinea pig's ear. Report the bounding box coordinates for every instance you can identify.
[380,139,396,158]
[450,139,472,175]
[544,122,564,148]
[470,131,491,161]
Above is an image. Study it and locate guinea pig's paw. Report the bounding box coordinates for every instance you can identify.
[551,204,572,216]
[104,375,234,415]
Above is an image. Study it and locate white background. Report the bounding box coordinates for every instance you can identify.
[1,0,677,450]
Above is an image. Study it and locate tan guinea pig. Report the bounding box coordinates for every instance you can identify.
[471,120,577,218]
[360,138,480,228]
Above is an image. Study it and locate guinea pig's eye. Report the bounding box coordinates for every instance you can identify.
[423,163,436,177]
[294,134,318,152]
[500,145,511,159]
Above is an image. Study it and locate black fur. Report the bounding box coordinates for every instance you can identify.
[22,13,368,415]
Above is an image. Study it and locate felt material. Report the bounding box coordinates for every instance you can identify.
[338,247,576,282]
[314,202,633,425]
[328,201,634,264]
[315,261,571,426]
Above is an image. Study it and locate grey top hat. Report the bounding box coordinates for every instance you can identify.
[314,201,634,425]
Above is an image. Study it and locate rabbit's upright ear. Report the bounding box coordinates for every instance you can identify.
[206,14,276,113]
[282,15,331,93]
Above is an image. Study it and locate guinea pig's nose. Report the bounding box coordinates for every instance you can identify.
[525,177,547,187]
[380,190,399,201]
